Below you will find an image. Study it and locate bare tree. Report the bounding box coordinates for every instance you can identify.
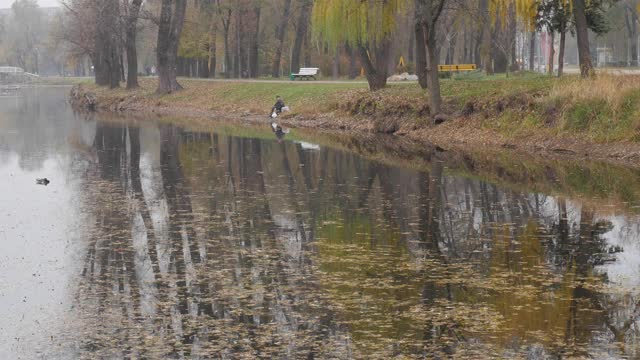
[249,4,261,78]
[216,0,232,78]
[624,1,639,66]
[573,0,594,77]
[123,0,144,89]
[415,16,428,89]
[94,0,121,88]
[156,0,187,93]
[271,0,292,78]
[416,0,447,116]
[291,0,313,74]
[4,0,44,74]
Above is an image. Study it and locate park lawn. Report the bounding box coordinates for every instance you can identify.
[92,78,369,115]
[81,73,553,115]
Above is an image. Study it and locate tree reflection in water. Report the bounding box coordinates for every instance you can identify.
[69,121,640,359]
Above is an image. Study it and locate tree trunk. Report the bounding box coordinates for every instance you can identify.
[125,34,138,88]
[509,4,517,71]
[529,31,535,71]
[304,25,312,68]
[94,0,120,88]
[625,5,639,67]
[271,0,292,78]
[425,26,442,116]
[249,6,261,78]
[208,20,217,78]
[572,0,593,77]
[108,3,121,88]
[445,34,456,65]
[462,24,469,63]
[408,19,415,64]
[415,23,428,89]
[125,0,143,89]
[291,0,312,74]
[156,0,187,94]
[358,43,389,91]
[221,9,232,78]
[332,47,340,79]
[94,38,107,86]
[233,11,241,78]
[480,0,493,75]
[548,31,555,76]
[558,27,566,77]
[199,58,208,78]
[237,10,248,78]
[345,43,359,79]
[120,50,125,82]
[417,0,445,117]
[474,34,481,67]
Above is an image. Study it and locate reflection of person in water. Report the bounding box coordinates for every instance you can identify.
[271,122,290,142]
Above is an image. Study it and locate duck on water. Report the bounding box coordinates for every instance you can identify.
[36,178,50,186]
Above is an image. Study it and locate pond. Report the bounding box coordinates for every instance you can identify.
[1,87,640,359]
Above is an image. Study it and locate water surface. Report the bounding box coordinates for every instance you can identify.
[1,88,640,359]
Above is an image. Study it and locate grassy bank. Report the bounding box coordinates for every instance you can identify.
[70,73,640,163]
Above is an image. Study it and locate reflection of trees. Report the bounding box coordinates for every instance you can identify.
[561,207,640,358]
[69,121,640,358]
[312,146,639,357]
[73,123,353,358]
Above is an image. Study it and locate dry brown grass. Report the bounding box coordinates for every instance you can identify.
[548,74,640,109]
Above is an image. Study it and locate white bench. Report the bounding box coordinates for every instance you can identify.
[290,68,319,81]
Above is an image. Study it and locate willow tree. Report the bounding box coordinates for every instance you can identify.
[312,0,405,90]
[490,0,526,75]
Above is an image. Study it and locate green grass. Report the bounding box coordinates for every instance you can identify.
[565,100,610,132]
[162,80,369,115]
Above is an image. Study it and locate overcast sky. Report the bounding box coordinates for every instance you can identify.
[0,0,59,9]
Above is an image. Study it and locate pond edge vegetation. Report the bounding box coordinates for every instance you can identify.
[70,73,640,167]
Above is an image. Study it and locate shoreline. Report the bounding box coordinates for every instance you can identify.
[68,77,640,168]
[70,108,640,214]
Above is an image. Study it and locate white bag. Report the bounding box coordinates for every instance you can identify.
[282,106,290,112]
[271,111,278,118]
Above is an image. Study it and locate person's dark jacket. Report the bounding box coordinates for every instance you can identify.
[272,99,285,114]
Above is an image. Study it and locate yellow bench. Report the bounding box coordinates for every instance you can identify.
[438,64,477,72]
